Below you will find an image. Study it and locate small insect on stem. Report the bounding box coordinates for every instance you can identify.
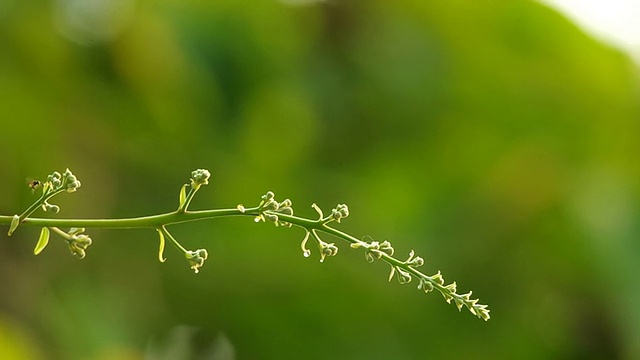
[27,179,42,193]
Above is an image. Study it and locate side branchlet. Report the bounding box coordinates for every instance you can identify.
[157,225,209,274]
[350,240,490,320]
[178,169,211,212]
[8,168,81,236]
[49,227,93,259]
[251,194,489,320]
[254,191,294,227]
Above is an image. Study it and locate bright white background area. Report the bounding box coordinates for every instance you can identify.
[539,0,640,61]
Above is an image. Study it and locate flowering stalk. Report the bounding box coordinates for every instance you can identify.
[1,168,490,321]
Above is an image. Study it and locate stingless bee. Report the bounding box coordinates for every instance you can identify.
[27,179,42,193]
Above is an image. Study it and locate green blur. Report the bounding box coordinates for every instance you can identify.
[1,0,639,359]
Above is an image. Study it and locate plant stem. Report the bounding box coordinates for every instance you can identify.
[0,207,263,230]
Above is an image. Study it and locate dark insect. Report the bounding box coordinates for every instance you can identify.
[27,179,42,193]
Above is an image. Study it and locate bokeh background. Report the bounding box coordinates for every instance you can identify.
[1,0,640,359]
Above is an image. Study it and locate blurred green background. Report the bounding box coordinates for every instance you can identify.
[1,0,639,359]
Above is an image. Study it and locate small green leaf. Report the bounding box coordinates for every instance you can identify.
[8,215,20,236]
[156,228,166,262]
[34,227,50,255]
[179,184,188,208]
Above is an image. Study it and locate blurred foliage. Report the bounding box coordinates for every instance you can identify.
[1,0,640,359]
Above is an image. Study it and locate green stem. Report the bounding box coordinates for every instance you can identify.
[178,186,198,212]
[158,225,188,253]
[0,207,263,229]
[49,226,71,240]
[18,188,65,223]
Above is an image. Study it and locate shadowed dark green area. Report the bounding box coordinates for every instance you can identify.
[1,0,639,359]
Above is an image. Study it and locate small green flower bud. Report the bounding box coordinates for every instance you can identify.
[42,202,60,213]
[409,256,424,267]
[379,241,394,256]
[190,169,211,189]
[261,199,278,211]
[365,251,376,263]
[431,271,444,285]
[418,278,434,293]
[475,305,491,321]
[67,233,92,259]
[330,204,349,223]
[318,242,338,263]
[364,248,382,262]
[62,169,81,193]
[74,234,92,247]
[396,267,412,284]
[47,172,62,189]
[261,191,275,201]
[69,246,86,259]
[445,282,457,293]
[442,293,454,304]
[185,248,208,273]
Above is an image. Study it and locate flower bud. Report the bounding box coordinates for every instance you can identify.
[396,267,412,284]
[62,169,81,192]
[261,191,275,201]
[185,249,208,273]
[330,204,349,223]
[409,256,424,267]
[42,202,60,213]
[190,169,211,189]
[318,242,338,263]
[67,233,92,259]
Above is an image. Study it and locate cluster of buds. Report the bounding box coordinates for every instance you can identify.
[65,228,93,259]
[311,203,350,224]
[190,169,210,191]
[8,169,82,236]
[46,169,81,193]
[350,239,395,263]
[254,191,294,227]
[417,271,444,294]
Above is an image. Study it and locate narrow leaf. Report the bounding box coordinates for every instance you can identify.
[388,266,396,282]
[34,227,50,255]
[8,215,20,236]
[179,184,188,207]
[156,228,166,262]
